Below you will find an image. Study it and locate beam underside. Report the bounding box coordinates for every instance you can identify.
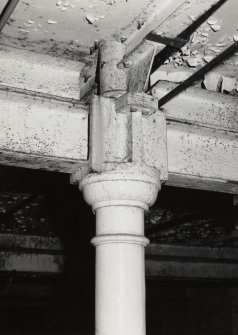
[0,42,237,194]
[0,86,237,193]
[1,236,238,280]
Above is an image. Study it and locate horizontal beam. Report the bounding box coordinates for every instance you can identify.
[166,173,238,195]
[0,45,85,100]
[1,234,238,280]
[0,87,88,161]
[0,233,62,251]
[0,150,84,174]
[146,243,238,280]
[153,81,238,132]
[153,82,238,193]
[150,0,228,78]
[123,0,187,55]
[0,83,238,193]
[166,122,238,189]
[0,251,63,274]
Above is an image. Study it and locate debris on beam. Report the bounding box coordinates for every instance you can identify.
[150,0,229,83]
[122,0,187,55]
[157,41,238,107]
[153,81,238,132]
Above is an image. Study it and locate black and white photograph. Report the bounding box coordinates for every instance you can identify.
[0,0,237,334]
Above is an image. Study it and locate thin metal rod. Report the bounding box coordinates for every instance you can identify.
[0,0,20,33]
[158,41,238,108]
[146,34,188,49]
[151,0,228,74]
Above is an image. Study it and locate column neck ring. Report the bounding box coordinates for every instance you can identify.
[93,200,149,211]
[91,234,150,246]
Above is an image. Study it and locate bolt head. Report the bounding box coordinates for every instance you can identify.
[120,36,127,43]
[130,106,138,113]
[123,61,131,68]
[137,20,144,29]
[142,110,149,116]
[89,46,95,55]
[94,40,100,49]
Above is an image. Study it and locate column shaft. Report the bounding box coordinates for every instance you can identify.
[79,166,160,335]
[93,205,148,335]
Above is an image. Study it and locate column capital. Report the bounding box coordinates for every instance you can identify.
[71,92,168,186]
[79,163,160,211]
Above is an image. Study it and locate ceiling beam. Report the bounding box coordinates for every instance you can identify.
[0,84,238,193]
[1,233,238,281]
[0,87,88,163]
[0,45,86,100]
[153,81,238,133]
[146,243,238,281]
[123,0,187,55]
[153,81,238,193]
[166,122,238,193]
[149,0,228,82]
[0,150,83,174]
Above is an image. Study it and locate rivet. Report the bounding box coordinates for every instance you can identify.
[131,106,138,113]
[94,40,100,49]
[89,46,95,55]
[137,20,144,30]
[123,61,131,68]
[120,36,127,43]
[142,110,149,116]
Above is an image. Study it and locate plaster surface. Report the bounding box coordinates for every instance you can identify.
[0,0,152,58]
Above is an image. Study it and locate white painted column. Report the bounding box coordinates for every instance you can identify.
[80,164,160,335]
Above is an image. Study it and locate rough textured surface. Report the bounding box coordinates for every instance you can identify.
[153,82,238,132]
[151,0,238,80]
[0,0,185,59]
[1,86,238,193]
[167,123,238,182]
[0,88,88,160]
[0,45,85,99]
[89,93,167,179]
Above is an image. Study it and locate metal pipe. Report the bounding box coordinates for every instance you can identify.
[0,0,20,33]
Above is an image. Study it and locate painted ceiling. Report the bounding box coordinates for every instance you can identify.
[0,0,237,92]
[0,0,155,58]
[0,0,237,59]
